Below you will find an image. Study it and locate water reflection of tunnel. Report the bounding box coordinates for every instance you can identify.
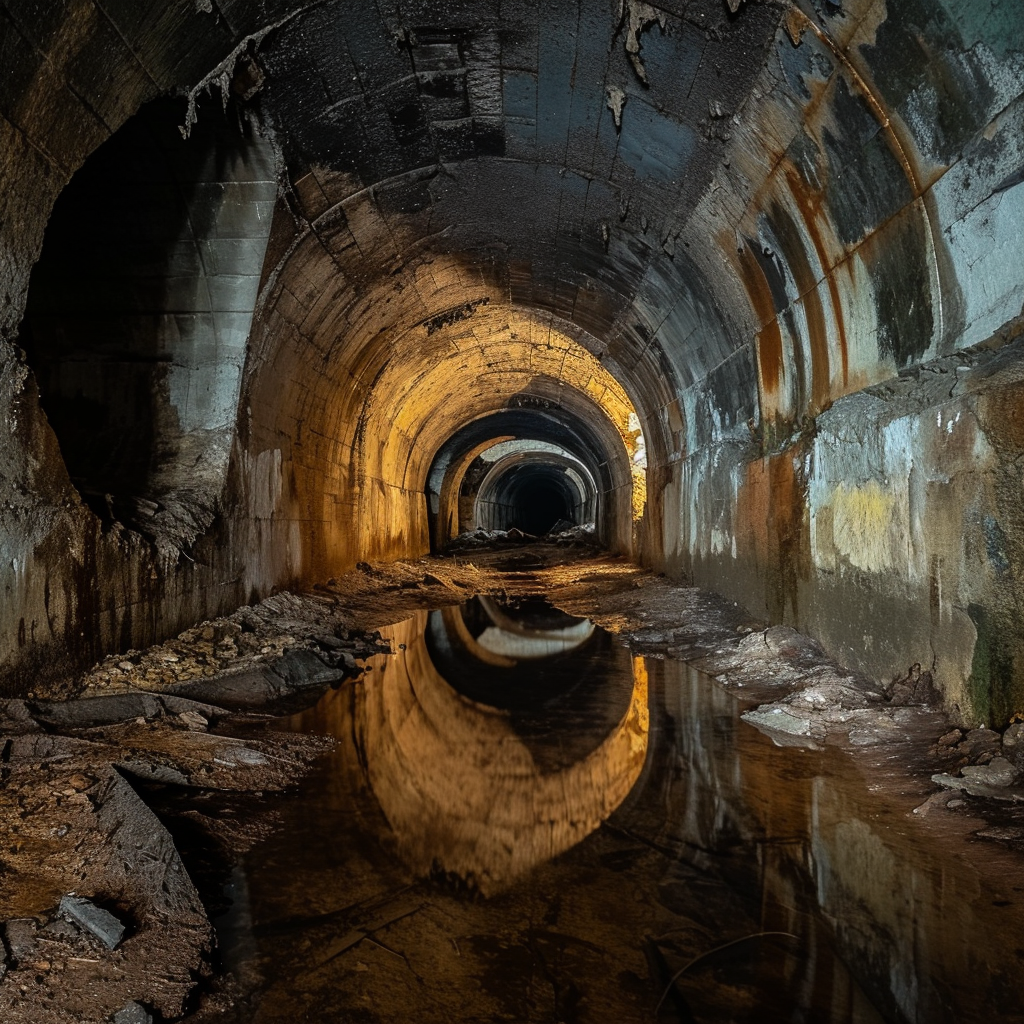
[425,596,608,720]
[300,596,648,893]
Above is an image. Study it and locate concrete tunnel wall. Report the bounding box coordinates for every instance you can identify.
[1,0,1024,726]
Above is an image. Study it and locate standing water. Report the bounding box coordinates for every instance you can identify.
[215,596,1022,1023]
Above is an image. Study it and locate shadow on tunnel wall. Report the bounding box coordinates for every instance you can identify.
[0,91,279,696]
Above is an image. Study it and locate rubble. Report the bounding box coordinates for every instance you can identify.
[58,896,125,951]
[445,524,597,553]
[0,633,343,1020]
[74,593,385,699]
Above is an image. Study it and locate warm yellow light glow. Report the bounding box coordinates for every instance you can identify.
[354,301,648,548]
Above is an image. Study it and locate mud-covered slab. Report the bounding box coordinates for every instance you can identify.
[27,692,228,730]
[158,649,346,712]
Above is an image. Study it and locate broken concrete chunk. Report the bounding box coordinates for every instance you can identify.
[113,1001,153,1024]
[976,825,1024,841]
[956,727,1002,761]
[742,704,822,747]
[58,895,125,950]
[314,633,345,649]
[163,648,344,709]
[887,663,939,706]
[0,699,40,734]
[30,692,225,730]
[931,772,1024,802]
[1001,722,1024,750]
[962,756,1018,787]
[4,918,39,961]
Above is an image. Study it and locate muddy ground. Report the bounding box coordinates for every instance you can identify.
[3,540,1023,1022]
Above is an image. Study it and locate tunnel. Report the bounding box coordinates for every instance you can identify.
[472,446,595,535]
[1,0,1024,1021]
[6,0,1024,712]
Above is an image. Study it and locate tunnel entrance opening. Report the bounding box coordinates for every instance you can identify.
[424,383,645,557]
[473,453,591,537]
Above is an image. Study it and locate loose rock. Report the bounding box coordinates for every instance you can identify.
[58,895,125,950]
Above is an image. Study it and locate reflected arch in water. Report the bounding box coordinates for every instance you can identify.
[438,595,596,666]
[303,610,649,894]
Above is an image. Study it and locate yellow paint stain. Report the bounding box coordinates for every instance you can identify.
[829,480,902,573]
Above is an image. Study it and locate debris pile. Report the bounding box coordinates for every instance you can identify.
[446,523,597,552]
[931,723,1024,799]
[77,592,386,698]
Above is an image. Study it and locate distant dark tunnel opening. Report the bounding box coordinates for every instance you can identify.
[427,408,625,553]
[477,462,583,535]
[504,477,574,535]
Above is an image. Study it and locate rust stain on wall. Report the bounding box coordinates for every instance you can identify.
[735,443,811,622]
[768,200,830,414]
[737,241,785,416]
[784,165,850,391]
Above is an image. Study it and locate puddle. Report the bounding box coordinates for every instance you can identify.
[213,597,1022,1023]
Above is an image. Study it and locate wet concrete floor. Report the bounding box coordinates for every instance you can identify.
[214,595,926,1023]
[8,548,1024,1022]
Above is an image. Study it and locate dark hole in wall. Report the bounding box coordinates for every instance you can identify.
[17,95,261,521]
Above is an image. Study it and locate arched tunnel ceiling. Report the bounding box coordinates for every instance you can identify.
[246,0,771,465]
[2,0,1024,717]
[8,0,1022,471]
[225,0,1024,496]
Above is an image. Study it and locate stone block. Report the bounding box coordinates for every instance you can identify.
[58,895,125,950]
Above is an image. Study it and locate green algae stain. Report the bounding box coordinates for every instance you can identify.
[966,602,1019,727]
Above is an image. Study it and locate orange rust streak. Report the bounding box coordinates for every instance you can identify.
[783,164,850,391]
[738,243,785,403]
[768,199,829,412]
[792,10,923,197]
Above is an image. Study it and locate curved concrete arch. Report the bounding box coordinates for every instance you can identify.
[427,404,635,552]
[473,450,597,536]
[0,0,1023,719]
